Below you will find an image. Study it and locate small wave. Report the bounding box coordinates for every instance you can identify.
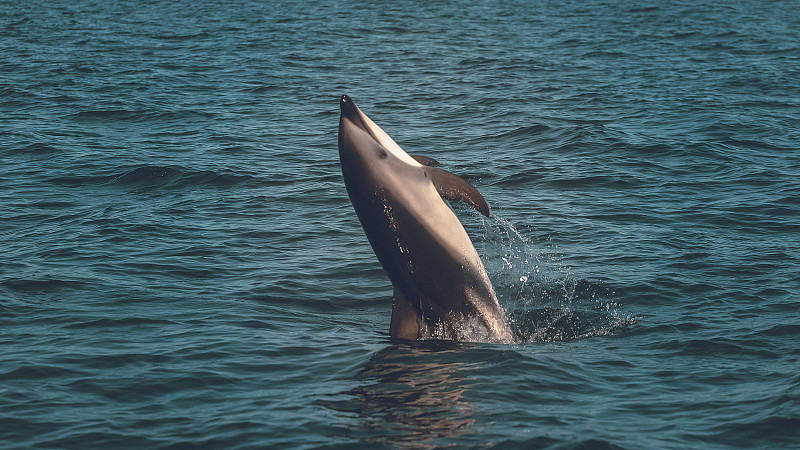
[549,175,635,189]
[51,165,256,190]
[629,6,659,13]
[672,31,698,39]
[0,363,83,381]
[1,278,86,293]
[493,169,548,187]
[240,83,279,93]
[50,174,116,187]
[113,165,183,187]
[711,417,800,447]
[151,32,210,41]
[761,324,800,337]
[64,317,175,329]
[9,143,61,155]
[71,109,143,121]
[494,124,552,139]
[70,109,214,123]
[457,56,498,68]
[28,201,77,209]
[556,37,582,47]
[174,169,255,188]
[655,338,781,359]
[582,50,628,58]
[5,16,32,28]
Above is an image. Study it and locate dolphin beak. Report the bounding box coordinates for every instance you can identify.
[340,95,369,132]
[340,94,356,116]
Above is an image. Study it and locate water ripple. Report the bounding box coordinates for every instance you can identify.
[2,0,799,448]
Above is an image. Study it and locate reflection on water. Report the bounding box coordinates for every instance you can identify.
[323,341,476,448]
[318,309,635,447]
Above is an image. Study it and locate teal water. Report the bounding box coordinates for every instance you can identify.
[2,1,799,448]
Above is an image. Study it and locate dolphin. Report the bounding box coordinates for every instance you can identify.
[337,95,513,343]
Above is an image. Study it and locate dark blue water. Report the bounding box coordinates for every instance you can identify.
[2,0,799,448]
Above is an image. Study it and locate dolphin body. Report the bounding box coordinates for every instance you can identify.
[337,95,513,343]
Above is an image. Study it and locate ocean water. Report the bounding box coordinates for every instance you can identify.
[2,0,799,448]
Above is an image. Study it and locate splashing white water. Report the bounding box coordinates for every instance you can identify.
[477,214,636,342]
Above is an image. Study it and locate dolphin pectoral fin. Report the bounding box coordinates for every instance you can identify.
[390,288,423,340]
[410,155,440,166]
[426,167,490,217]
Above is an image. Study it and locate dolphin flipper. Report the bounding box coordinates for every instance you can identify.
[410,155,440,166]
[426,167,490,217]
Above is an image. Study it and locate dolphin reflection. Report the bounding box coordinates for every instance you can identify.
[322,342,477,448]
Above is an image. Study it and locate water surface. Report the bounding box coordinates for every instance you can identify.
[2,0,799,448]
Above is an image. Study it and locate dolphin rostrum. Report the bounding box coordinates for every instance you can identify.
[337,95,513,343]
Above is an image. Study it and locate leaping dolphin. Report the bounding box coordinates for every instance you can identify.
[337,95,513,343]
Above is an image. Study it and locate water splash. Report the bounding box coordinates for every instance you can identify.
[479,215,637,343]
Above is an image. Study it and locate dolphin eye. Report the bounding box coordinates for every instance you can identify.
[378,149,388,159]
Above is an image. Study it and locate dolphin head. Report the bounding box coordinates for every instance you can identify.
[338,94,422,176]
[338,95,415,227]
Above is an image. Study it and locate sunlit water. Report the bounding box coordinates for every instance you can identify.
[2,0,799,448]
